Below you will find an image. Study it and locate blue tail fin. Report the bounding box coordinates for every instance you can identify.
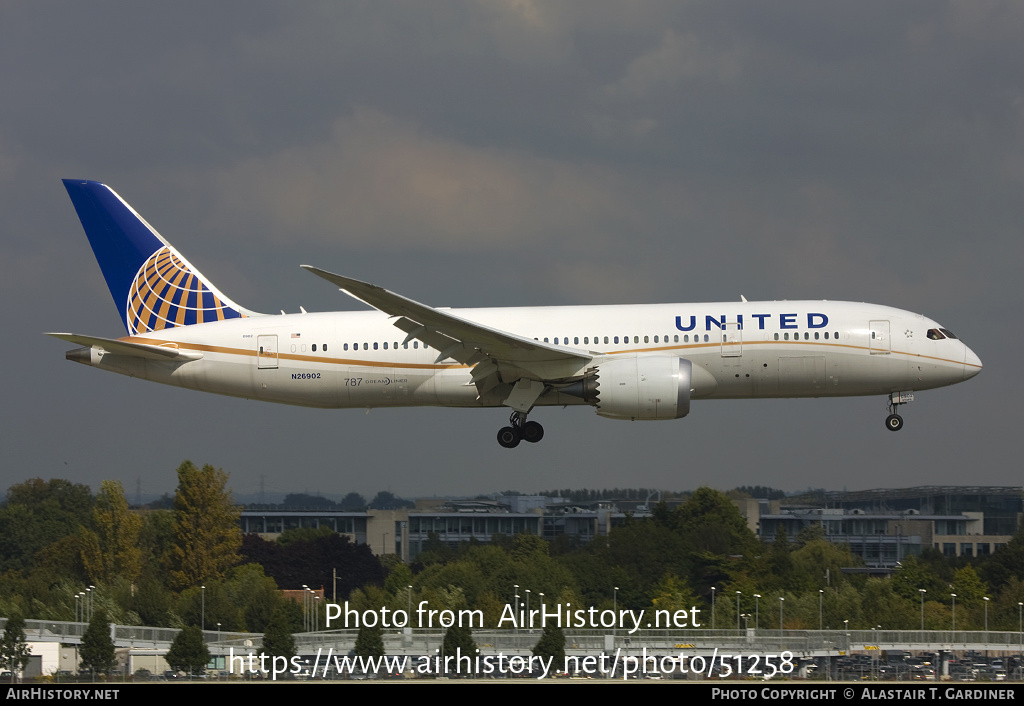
[63,180,252,335]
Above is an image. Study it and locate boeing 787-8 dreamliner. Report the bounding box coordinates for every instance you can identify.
[51,180,982,447]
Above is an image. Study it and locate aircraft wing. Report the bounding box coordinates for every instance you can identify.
[46,333,204,361]
[302,267,592,392]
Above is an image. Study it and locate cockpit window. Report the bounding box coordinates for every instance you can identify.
[927,329,945,340]
[939,328,958,340]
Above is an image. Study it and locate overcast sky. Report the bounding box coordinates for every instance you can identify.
[1,2,1019,502]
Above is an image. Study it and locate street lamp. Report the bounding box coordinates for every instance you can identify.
[951,594,956,632]
[301,585,307,631]
[613,586,619,638]
[983,596,989,632]
[754,594,761,631]
[919,589,926,630]
[525,590,531,632]
[711,587,716,630]
[779,596,785,634]
[819,589,824,631]
[201,585,206,631]
[736,591,741,630]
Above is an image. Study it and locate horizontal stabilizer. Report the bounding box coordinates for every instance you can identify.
[46,333,204,361]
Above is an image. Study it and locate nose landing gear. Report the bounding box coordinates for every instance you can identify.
[885,391,914,432]
[497,411,545,448]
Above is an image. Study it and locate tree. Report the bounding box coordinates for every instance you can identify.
[168,461,242,590]
[441,623,477,674]
[532,624,565,668]
[164,626,210,676]
[262,607,296,662]
[81,481,143,584]
[340,492,367,511]
[0,478,93,573]
[0,614,31,682]
[353,623,384,659]
[80,610,117,676]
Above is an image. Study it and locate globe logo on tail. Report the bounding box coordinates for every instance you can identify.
[126,246,244,335]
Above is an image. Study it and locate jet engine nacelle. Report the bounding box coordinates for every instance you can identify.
[593,354,692,420]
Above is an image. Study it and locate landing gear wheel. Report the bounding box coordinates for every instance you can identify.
[497,426,521,448]
[521,421,544,443]
[885,414,904,432]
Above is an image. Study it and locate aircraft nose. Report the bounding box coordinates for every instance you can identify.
[964,345,982,380]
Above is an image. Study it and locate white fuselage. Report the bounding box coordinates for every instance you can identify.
[75,299,981,413]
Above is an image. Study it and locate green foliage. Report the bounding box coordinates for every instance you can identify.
[532,623,565,665]
[892,555,945,601]
[0,479,94,573]
[81,481,143,584]
[650,573,698,614]
[168,461,241,589]
[441,623,477,662]
[669,487,758,557]
[384,562,414,597]
[129,574,173,627]
[789,540,859,592]
[80,610,116,675]
[165,625,210,675]
[0,614,31,680]
[353,622,384,659]
[276,525,335,546]
[262,606,296,660]
[951,565,989,607]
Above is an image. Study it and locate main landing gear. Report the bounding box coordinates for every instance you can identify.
[885,391,913,432]
[497,411,544,448]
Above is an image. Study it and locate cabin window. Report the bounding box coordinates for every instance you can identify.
[312,344,317,352]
